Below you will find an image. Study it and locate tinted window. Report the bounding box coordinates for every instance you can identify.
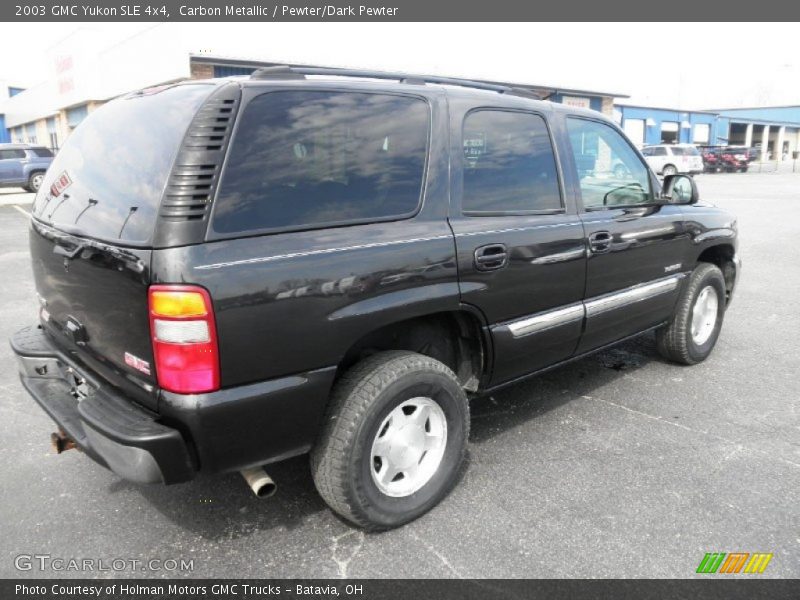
[31,147,54,157]
[641,147,653,156]
[31,84,213,244]
[461,111,561,214]
[654,147,668,156]
[212,91,429,235]
[0,149,26,160]
[566,118,651,209]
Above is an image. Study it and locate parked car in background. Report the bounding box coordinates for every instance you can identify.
[697,146,753,173]
[698,146,723,172]
[719,148,749,172]
[0,144,54,192]
[727,145,758,163]
[640,144,703,176]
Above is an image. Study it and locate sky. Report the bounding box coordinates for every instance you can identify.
[1,22,799,110]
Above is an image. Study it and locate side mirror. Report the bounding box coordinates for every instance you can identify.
[662,174,699,204]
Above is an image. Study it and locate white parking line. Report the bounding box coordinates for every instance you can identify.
[11,205,30,218]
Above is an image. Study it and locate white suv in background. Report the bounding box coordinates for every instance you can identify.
[641,144,704,176]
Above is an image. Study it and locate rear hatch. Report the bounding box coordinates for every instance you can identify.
[28,84,215,409]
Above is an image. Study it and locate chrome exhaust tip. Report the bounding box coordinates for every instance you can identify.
[240,466,277,498]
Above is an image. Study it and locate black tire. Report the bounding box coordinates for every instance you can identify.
[310,351,469,530]
[656,263,726,365]
[662,164,678,176]
[26,171,45,193]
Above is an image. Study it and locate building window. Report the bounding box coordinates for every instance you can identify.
[213,65,257,78]
[623,119,646,146]
[66,105,89,129]
[25,123,37,144]
[660,121,679,144]
[47,117,59,152]
[693,123,710,144]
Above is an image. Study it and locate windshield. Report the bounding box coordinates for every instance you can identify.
[31,84,213,245]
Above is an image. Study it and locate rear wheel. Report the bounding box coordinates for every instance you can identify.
[25,171,45,193]
[311,351,469,530]
[657,263,726,365]
[662,164,678,176]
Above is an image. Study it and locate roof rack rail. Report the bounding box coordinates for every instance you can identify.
[249,65,542,99]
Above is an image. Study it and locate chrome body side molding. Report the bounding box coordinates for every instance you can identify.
[506,303,585,338]
[584,274,684,318]
[503,273,685,339]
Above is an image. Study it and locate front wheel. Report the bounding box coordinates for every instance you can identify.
[657,263,726,365]
[311,351,469,530]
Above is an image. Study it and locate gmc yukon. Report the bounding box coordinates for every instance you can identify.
[10,67,740,529]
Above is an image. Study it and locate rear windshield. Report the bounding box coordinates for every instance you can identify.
[31,84,213,245]
[211,91,430,236]
[671,146,700,156]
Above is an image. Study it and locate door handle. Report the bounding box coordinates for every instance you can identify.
[588,231,612,254]
[474,243,508,271]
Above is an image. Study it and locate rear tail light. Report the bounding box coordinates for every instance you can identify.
[148,285,219,394]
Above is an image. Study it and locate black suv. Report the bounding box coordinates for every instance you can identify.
[11,67,740,530]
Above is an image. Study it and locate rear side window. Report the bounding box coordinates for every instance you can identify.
[31,84,214,244]
[671,146,700,156]
[212,91,430,235]
[654,147,668,156]
[461,110,561,214]
[31,147,54,158]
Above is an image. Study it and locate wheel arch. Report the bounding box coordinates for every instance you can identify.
[696,243,736,303]
[336,310,489,393]
[26,168,47,178]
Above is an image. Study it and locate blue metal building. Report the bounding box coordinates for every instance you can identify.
[0,114,9,143]
[616,103,800,161]
[616,104,725,147]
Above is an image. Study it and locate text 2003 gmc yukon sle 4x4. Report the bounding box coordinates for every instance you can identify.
[11,67,740,530]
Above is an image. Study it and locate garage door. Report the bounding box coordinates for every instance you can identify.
[623,119,645,146]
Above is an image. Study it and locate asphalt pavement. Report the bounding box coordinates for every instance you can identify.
[0,174,797,579]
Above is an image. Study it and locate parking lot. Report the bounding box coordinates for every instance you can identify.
[0,171,798,579]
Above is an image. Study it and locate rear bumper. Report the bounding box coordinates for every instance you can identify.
[11,325,194,484]
[10,325,338,484]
